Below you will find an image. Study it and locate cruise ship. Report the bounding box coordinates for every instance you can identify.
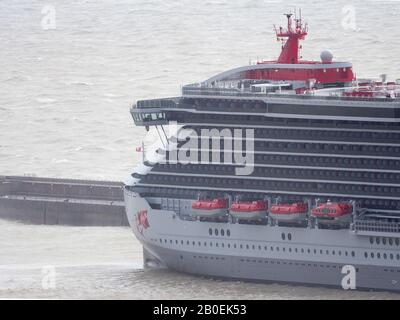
[124,12,400,292]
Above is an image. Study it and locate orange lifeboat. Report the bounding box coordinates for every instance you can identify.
[311,201,353,225]
[192,198,229,218]
[229,200,268,220]
[269,202,308,223]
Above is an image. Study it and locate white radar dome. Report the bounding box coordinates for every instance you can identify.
[320,50,333,63]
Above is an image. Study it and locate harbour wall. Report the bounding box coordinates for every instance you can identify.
[0,175,129,226]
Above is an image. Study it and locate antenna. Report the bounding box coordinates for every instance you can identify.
[275,9,308,64]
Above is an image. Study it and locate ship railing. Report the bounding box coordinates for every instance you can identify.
[135,98,178,109]
[353,220,400,233]
[352,213,400,237]
[182,85,400,103]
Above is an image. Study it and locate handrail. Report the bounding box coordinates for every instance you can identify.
[182,85,399,103]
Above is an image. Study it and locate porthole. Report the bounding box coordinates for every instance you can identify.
[221,229,225,236]
[209,228,212,236]
[376,237,380,245]
[389,238,393,246]
[364,252,368,258]
[351,251,355,257]
[371,252,374,258]
[288,233,292,241]
[227,230,231,237]
[369,237,374,244]
[383,238,387,245]
[215,229,219,236]
[281,233,286,241]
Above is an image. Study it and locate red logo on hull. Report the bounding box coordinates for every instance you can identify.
[135,209,149,235]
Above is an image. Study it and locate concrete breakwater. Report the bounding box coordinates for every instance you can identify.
[0,175,128,226]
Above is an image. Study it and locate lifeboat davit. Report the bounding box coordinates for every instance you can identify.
[269,202,308,223]
[311,201,353,225]
[229,200,268,220]
[191,198,229,218]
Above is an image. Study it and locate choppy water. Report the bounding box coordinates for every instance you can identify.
[1,0,400,299]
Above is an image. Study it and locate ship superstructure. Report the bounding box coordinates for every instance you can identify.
[124,12,400,292]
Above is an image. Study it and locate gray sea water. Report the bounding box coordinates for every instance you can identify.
[1,0,400,299]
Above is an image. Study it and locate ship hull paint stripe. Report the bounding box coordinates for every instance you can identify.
[161,148,400,160]
[151,161,400,173]
[183,122,400,134]
[179,135,400,147]
[146,171,400,188]
[133,183,400,201]
[178,96,399,108]
[166,107,400,122]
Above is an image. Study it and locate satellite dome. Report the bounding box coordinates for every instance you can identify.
[320,50,333,63]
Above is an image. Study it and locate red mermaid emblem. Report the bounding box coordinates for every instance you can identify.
[135,209,149,235]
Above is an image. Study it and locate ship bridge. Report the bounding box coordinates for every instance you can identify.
[130,98,178,129]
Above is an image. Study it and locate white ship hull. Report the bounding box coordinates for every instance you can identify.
[124,187,400,292]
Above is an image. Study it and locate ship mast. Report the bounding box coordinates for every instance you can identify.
[275,10,308,64]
